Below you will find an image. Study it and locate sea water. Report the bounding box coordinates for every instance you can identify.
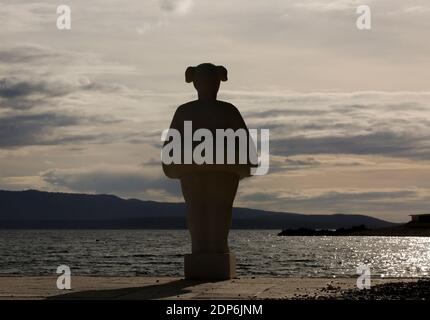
[0,230,429,278]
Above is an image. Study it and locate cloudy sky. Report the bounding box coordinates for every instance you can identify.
[1,0,430,222]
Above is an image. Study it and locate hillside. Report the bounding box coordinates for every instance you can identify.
[0,190,397,229]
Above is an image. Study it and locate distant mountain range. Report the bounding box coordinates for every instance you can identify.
[0,190,398,229]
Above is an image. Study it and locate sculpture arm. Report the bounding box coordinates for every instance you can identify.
[162,107,184,179]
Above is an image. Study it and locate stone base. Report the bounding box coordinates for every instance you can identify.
[184,253,236,281]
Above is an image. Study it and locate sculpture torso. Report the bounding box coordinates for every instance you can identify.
[173,99,244,132]
[163,99,255,180]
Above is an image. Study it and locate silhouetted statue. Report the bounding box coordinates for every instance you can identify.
[162,63,256,280]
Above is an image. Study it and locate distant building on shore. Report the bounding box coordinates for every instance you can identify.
[409,214,430,223]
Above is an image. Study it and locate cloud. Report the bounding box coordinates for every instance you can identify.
[159,0,193,14]
[41,166,181,198]
[387,5,430,15]
[0,112,95,148]
[404,5,430,13]
[241,189,420,205]
[285,157,321,166]
[240,192,282,203]
[239,189,427,222]
[0,78,64,99]
[288,190,419,202]
[0,44,140,148]
[0,44,135,77]
[294,0,374,12]
[228,91,430,161]
[0,2,53,32]
[0,76,124,110]
[271,131,430,160]
[0,45,59,64]
[135,0,194,34]
[0,77,74,110]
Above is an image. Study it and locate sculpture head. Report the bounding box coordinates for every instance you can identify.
[185,63,228,100]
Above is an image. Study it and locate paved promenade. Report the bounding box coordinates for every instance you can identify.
[0,276,415,300]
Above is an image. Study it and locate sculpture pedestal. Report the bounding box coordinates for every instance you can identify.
[184,253,236,280]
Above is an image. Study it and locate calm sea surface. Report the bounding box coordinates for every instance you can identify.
[1,230,429,278]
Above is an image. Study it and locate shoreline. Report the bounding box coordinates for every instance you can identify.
[0,276,427,300]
